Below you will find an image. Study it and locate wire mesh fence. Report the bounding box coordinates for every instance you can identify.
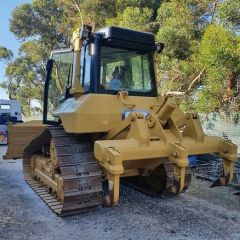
[196,112,240,188]
[195,154,240,189]
[201,112,240,156]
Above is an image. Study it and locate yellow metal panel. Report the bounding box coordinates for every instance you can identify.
[57,94,163,133]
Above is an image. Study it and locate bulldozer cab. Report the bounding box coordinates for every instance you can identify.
[43,26,161,124]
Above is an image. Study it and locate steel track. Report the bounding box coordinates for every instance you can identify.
[23,126,103,216]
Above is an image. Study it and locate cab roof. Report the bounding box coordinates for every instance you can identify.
[96,26,156,51]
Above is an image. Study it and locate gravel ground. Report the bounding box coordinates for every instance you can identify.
[0,145,240,240]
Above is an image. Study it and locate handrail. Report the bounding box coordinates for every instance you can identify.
[117,91,136,109]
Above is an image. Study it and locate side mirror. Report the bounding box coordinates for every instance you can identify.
[155,43,164,54]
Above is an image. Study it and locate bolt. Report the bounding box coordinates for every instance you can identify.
[172,152,178,157]
[106,155,110,162]
[223,148,228,153]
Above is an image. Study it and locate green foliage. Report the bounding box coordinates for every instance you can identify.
[80,0,117,29]
[5,0,71,115]
[59,0,117,31]
[218,0,240,31]
[109,7,153,31]
[0,46,13,63]
[1,40,47,115]
[191,24,240,113]
[1,0,239,116]
[155,0,239,114]
[197,25,239,71]
[116,0,160,10]
[10,1,70,48]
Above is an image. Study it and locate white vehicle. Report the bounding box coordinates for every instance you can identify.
[0,100,22,144]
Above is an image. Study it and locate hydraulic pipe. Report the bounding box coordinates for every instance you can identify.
[157,98,177,125]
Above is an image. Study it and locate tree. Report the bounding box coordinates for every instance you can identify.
[10,1,70,48]
[107,7,153,32]
[3,41,47,115]
[0,46,14,99]
[154,0,239,115]
[193,24,240,113]
[1,0,239,116]
[0,46,13,64]
[155,0,203,97]
[5,0,71,115]
[157,2,195,60]
[218,0,240,31]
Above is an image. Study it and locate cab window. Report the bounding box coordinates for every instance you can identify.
[100,46,154,93]
[46,50,73,121]
[81,44,91,92]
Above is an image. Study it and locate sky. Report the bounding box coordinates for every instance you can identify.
[0,0,31,99]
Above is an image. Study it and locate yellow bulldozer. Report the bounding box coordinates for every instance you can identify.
[3,25,237,216]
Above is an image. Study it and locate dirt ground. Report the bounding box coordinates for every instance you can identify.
[0,145,240,240]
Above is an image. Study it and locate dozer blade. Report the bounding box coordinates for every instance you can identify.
[3,121,45,160]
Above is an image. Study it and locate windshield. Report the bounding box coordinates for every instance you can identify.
[100,46,154,93]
